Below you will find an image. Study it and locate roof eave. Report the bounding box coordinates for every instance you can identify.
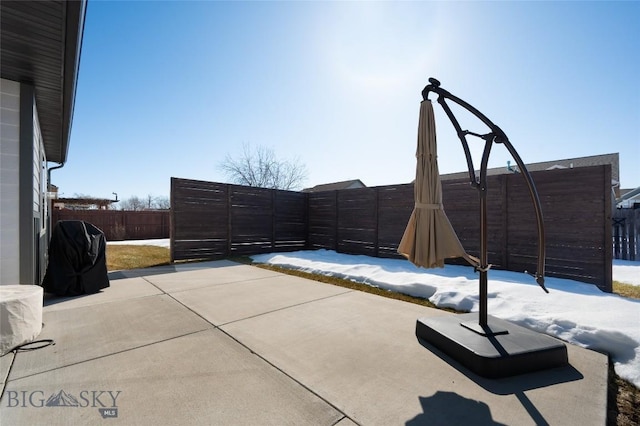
[57,0,87,164]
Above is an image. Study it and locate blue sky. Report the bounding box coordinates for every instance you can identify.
[54,1,639,201]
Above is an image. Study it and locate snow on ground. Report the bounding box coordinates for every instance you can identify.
[107,238,170,248]
[613,259,640,286]
[251,249,640,388]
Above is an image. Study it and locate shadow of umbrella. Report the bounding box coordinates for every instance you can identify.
[405,391,508,426]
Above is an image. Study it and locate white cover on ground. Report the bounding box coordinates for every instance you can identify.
[0,285,43,356]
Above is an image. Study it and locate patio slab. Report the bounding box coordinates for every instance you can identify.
[1,329,344,426]
[171,273,352,326]
[0,352,14,390]
[1,261,609,425]
[145,263,282,293]
[107,260,241,280]
[222,290,608,426]
[43,276,162,312]
[10,294,212,379]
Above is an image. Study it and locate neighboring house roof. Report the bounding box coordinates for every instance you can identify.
[440,153,620,186]
[303,179,367,193]
[0,0,87,164]
[617,187,640,208]
[54,197,118,210]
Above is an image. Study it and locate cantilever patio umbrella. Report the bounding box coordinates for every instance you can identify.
[398,100,478,269]
[404,78,566,379]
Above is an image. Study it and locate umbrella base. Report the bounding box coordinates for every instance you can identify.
[416,313,568,378]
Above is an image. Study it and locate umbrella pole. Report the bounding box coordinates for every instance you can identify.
[479,192,488,328]
[477,135,492,328]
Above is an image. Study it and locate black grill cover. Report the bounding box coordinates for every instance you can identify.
[43,221,110,296]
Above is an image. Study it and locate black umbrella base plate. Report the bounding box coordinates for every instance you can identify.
[416,313,568,378]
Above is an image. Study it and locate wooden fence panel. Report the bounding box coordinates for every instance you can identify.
[378,184,414,258]
[274,190,307,251]
[505,167,612,290]
[307,191,338,250]
[613,207,640,261]
[171,178,229,261]
[229,186,274,255]
[336,188,378,256]
[52,209,169,241]
[442,176,508,269]
[171,178,307,260]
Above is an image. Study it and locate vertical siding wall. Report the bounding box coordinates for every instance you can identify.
[32,99,47,284]
[171,165,612,291]
[0,78,21,285]
[17,83,44,285]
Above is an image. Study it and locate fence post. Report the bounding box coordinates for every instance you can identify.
[613,220,621,259]
[501,175,509,270]
[603,166,613,292]
[374,188,379,257]
[170,178,175,262]
[304,192,309,250]
[227,184,232,257]
[629,207,640,260]
[334,190,339,252]
[272,189,276,250]
[629,210,636,260]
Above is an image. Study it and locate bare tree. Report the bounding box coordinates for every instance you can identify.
[119,196,146,211]
[219,143,307,190]
[145,194,154,210]
[118,194,170,210]
[154,196,170,210]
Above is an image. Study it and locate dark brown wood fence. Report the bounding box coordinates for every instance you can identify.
[443,167,612,291]
[171,165,613,291]
[613,207,640,260]
[52,210,170,241]
[170,179,306,261]
[307,184,415,259]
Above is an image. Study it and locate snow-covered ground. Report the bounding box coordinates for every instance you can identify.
[107,238,170,248]
[107,239,639,387]
[613,259,640,286]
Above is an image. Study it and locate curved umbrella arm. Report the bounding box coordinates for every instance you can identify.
[502,140,548,292]
[422,78,547,292]
[422,78,508,141]
[436,97,479,188]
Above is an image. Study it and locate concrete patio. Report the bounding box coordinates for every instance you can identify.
[1,260,608,425]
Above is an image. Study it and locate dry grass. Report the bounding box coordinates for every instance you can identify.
[106,245,170,271]
[613,280,640,299]
[608,362,640,426]
[608,281,640,425]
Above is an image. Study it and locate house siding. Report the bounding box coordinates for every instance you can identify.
[0,78,21,285]
[18,83,46,285]
[0,80,47,286]
[33,100,47,283]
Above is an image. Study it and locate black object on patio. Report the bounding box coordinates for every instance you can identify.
[43,220,110,296]
[412,78,567,378]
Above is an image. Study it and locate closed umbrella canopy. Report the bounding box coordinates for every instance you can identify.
[398,100,477,269]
